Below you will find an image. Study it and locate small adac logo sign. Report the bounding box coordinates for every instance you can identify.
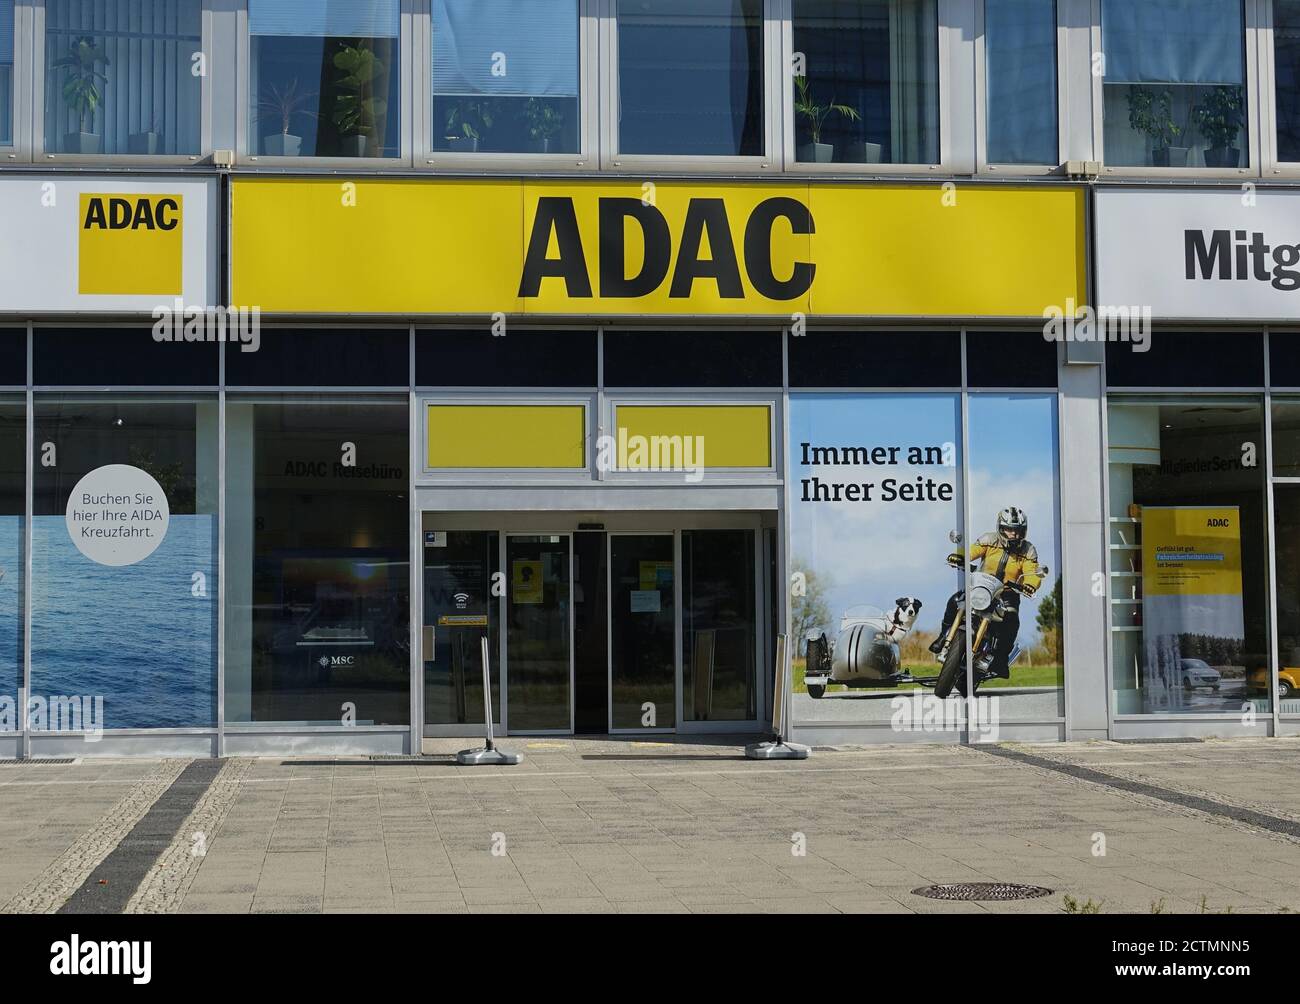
[78,193,183,296]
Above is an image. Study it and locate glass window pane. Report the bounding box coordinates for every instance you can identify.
[1101,0,1248,168]
[224,328,409,387]
[416,329,597,387]
[603,330,782,387]
[505,534,570,731]
[35,327,218,387]
[423,530,499,727]
[788,330,961,388]
[44,0,203,156]
[249,0,401,158]
[1107,398,1270,715]
[0,0,14,146]
[617,0,764,157]
[985,0,1057,165]
[0,399,22,732]
[967,331,1059,387]
[32,396,219,729]
[969,394,1063,718]
[432,0,580,154]
[1272,482,1300,712]
[1276,0,1300,162]
[225,399,409,725]
[1271,399,1300,476]
[792,0,938,165]
[610,534,675,730]
[683,529,756,722]
[1105,332,1263,388]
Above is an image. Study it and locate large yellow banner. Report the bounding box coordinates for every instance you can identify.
[231,178,1085,318]
[1142,506,1244,598]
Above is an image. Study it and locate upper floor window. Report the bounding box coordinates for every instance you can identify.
[1101,0,1247,169]
[44,0,202,156]
[985,0,1057,166]
[616,0,764,157]
[1275,0,1300,161]
[249,0,400,158]
[791,0,938,165]
[432,0,580,155]
[0,0,12,146]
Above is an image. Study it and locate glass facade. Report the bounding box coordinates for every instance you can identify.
[984,0,1057,165]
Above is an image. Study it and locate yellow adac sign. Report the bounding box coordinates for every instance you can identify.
[79,193,184,296]
[231,178,1085,318]
[1142,506,1243,598]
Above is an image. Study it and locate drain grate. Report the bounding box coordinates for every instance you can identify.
[367,754,435,761]
[0,758,77,765]
[912,882,1053,902]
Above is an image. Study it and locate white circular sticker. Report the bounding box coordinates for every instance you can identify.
[65,464,170,567]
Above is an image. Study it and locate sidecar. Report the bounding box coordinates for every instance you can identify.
[803,606,916,699]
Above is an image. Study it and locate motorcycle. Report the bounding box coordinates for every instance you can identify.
[803,605,916,699]
[930,530,1048,699]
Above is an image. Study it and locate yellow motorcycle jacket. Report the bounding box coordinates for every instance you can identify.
[949,533,1043,596]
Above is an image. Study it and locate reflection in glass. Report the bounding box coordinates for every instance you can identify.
[0,399,20,728]
[432,0,580,154]
[1108,399,1269,714]
[792,0,938,164]
[1271,485,1300,713]
[1275,1,1300,162]
[1100,0,1247,168]
[506,535,570,731]
[424,530,499,726]
[249,0,400,158]
[617,0,764,157]
[0,0,13,145]
[610,535,675,730]
[44,0,202,155]
[985,0,1058,165]
[684,530,756,721]
[32,397,217,729]
[225,400,409,725]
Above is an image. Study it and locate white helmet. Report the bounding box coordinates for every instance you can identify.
[997,507,1028,551]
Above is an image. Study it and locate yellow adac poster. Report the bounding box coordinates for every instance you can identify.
[513,560,544,605]
[1140,506,1244,712]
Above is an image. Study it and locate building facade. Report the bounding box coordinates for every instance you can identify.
[0,0,1295,757]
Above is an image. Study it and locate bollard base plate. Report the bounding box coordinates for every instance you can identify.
[745,740,810,760]
[456,747,522,766]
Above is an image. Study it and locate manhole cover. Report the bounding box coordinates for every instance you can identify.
[912,882,1053,902]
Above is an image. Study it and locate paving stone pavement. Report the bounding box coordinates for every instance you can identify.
[4,737,1300,914]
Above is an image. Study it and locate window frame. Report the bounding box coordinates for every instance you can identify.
[976,0,1067,175]
[600,0,781,174]
[416,0,597,173]
[34,0,214,166]
[1092,0,1262,178]
[236,0,413,168]
[780,0,951,175]
[1258,0,1300,176]
[605,394,781,480]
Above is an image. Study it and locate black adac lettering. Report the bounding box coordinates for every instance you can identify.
[518,197,593,298]
[598,198,672,298]
[669,198,744,299]
[745,197,816,300]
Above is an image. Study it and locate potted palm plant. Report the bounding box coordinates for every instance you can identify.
[444,99,493,153]
[523,97,563,154]
[794,75,860,163]
[128,115,162,156]
[1192,85,1245,168]
[257,79,317,157]
[331,44,384,158]
[53,36,110,155]
[1127,86,1187,167]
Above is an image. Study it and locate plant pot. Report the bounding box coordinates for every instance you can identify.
[444,135,479,153]
[1151,145,1188,168]
[127,131,161,156]
[1204,145,1240,168]
[797,142,835,164]
[526,137,552,154]
[339,134,369,158]
[262,133,302,157]
[847,140,883,164]
[63,132,100,155]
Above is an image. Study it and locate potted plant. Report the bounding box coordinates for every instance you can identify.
[1192,85,1245,168]
[128,116,162,156]
[794,75,860,163]
[257,78,317,157]
[331,43,384,158]
[523,97,563,154]
[52,36,109,155]
[443,99,493,153]
[1127,86,1187,167]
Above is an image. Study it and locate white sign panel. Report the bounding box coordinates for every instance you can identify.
[1096,188,1300,322]
[66,465,170,566]
[0,176,215,312]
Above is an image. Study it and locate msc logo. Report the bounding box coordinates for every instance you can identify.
[318,655,356,669]
[78,193,183,296]
[518,196,816,301]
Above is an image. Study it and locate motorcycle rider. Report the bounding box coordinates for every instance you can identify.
[928,507,1042,678]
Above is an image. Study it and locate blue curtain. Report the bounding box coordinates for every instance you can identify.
[1102,0,1243,84]
[431,0,578,97]
[986,0,1057,164]
[249,0,399,38]
[0,0,13,64]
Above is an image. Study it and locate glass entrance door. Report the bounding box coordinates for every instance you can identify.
[609,534,677,731]
[505,534,573,733]
[423,531,499,731]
